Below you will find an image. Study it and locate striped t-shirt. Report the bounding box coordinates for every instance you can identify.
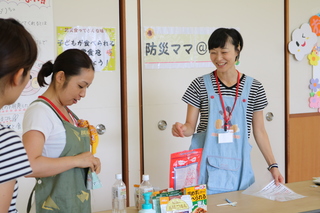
[0,124,32,213]
[182,71,268,138]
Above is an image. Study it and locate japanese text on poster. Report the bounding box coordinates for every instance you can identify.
[57,26,116,71]
[144,27,217,69]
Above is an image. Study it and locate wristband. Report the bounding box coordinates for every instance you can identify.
[267,163,278,171]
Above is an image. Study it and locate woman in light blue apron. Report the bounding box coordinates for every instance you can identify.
[172,28,284,194]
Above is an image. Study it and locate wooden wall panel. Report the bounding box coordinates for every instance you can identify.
[287,113,320,182]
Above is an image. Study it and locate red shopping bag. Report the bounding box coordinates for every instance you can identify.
[169,148,203,190]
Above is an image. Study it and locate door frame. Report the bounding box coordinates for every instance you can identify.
[284,0,289,182]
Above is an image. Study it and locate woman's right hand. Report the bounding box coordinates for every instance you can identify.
[172,104,199,138]
[172,122,187,137]
[74,152,101,174]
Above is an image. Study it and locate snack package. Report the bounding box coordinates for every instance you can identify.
[86,170,102,190]
[160,195,192,213]
[134,184,140,209]
[152,189,183,213]
[169,148,203,190]
[183,184,207,213]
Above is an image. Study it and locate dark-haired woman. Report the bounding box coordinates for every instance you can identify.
[172,28,284,195]
[22,49,101,213]
[0,18,37,213]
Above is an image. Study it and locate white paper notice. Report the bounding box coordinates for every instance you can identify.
[251,180,306,201]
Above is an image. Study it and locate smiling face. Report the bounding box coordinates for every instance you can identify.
[209,39,239,73]
[59,68,95,106]
[288,23,318,61]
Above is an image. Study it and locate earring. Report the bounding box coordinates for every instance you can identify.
[235,56,240,65]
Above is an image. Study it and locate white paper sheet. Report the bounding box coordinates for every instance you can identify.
[243,180,306,202]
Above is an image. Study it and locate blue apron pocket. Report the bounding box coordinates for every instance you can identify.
[207,156,241,192]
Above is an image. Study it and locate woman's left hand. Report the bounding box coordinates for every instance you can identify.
[270,168,285,185]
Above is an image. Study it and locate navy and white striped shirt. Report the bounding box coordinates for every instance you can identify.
[0,124,32,213]
[182,71,268,138]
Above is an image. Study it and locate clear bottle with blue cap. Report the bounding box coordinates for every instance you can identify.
[138,192,155,213]
[138,174,153,209]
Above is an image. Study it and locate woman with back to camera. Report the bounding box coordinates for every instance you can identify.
[22,49,101,213]
[0,18,36,213]
[172,28,284,195]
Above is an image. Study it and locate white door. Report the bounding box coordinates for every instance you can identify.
[16,1,122,212]
[141,0,285,190]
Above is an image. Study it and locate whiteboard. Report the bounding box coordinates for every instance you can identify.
[0,0,54,133]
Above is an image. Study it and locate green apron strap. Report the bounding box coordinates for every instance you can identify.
[26,184,36,213]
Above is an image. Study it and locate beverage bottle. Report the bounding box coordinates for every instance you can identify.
[138,174,153,210]
[112,174,127,213]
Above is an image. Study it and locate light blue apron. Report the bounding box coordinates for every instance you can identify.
[190,73,254,195]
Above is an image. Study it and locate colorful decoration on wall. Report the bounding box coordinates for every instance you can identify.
[310,14,320,36]
[288,14,320,111]
[288,23,317,61]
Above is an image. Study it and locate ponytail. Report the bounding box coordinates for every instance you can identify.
[37,61,53,87]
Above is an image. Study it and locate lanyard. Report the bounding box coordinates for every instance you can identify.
[214,70,240,131]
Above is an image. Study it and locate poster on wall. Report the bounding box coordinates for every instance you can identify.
[0,0,54,133]
[57,26,116,71]
[288,13,320,111]
[143,26,219,69]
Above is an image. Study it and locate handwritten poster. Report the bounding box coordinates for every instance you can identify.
[0,0,54,133]
[143,27,218,69]
[57,26,116,71]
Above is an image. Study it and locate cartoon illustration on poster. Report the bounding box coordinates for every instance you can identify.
[21,63,42,96]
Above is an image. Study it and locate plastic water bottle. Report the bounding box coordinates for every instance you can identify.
[138,174,153,210]
[112,174,126,213]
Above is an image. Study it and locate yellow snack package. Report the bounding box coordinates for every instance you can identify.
[183,184,207,213]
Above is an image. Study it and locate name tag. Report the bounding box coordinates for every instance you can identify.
[218,130,234,143]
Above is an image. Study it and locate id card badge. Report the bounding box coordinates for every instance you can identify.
[218,130,234,143]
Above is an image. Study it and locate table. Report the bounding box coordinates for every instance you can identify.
[96,180,320,213]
